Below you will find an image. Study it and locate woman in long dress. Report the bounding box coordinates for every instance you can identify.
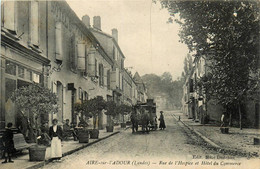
[159,111,166,130]
[49,119,63,162]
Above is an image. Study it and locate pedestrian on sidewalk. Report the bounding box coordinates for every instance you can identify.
[220,112,227,127]
[2,122,15,164]
[49,119,63,162]
[159,111,166,130]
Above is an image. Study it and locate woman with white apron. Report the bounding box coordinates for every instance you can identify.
[49,119,63,162]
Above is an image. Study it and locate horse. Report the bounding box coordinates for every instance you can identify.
[130,112,138,133]
[140,111,150,133]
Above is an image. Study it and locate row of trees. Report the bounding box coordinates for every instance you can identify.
[74,96,132,129]
[11,83,132,142]
[159,1,260,128]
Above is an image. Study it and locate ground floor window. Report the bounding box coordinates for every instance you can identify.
[1,59,43,129]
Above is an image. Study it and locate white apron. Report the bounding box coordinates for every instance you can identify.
[50,137,62,158]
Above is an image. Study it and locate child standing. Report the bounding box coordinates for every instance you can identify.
[2,123,15,164]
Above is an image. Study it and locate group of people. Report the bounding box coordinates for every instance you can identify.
[130,110,166,133]
[2,119,65,164]
[152,111,167,130]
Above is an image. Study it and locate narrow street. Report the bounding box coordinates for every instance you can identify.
[40,111,233,169]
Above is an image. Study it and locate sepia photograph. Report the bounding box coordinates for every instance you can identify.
[0,0,259,168]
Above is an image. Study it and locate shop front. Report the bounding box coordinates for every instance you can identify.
[0,37,49,130]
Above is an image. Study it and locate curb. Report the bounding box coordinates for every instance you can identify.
[26,131,121,169]
[172,114,220,148]
[172,114,259,158]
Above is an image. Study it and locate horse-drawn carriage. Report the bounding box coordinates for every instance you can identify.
[131,99,157,133]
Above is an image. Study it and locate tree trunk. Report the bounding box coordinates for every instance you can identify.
[93,115,97,129]
[229,113,232,127]
[107,115,111,126]
[238,102,242,130]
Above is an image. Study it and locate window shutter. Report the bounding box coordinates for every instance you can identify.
[110,70,116,89]
[87,47,96,77]
[99,63,102,85]
[3,1,16,32]
[55,22,63,61]
[107,70,110,89]
[77,42,85,71]
[85,45,88,74]
[30,1,39,46]
[53,81,57,93]
[70,35,76,70]
[116,68,119,88]
[95,59,98,77]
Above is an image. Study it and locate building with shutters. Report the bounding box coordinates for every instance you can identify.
[1,0,115,129]
[46,1,114,128]
[86,17,125,105]
[122,69,134,106]
[182,53,260,128]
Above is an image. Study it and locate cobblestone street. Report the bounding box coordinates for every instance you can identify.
[40,111,249,169]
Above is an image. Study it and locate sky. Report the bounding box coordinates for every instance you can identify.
[67,0,189,80]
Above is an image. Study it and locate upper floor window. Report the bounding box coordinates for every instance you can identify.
[1,1,16,34]
[5,60,16,76]
[99,64,104,86]
[30,0,39,46]
[77,42,86,72]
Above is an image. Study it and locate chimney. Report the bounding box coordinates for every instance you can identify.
[112,28,118,43]
[93,16,101,30]
[82,15,90,28]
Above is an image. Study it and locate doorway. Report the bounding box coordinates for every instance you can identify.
[57,81,64,124]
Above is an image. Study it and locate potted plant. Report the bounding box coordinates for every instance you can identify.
[88,96,106,139]
[105,101,117,132]
[11,83,58,161]
[74,101,91,143]
[116,104,132,128]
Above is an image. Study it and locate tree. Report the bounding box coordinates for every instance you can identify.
[105,101,117,126]
[116,104,132,123]
[89,96,106,129]
[142,72,184,109]
[75,96,106,129]
[160,0,260,129]
[11,83,58,142]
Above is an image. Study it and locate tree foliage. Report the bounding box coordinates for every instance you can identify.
[105,101,117,117]
[11,83,58,118]
[74,96,106,129]
[142,73,183,109]
[160,1,260,107]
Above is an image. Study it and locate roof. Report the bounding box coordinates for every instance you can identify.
[90,28,126,59]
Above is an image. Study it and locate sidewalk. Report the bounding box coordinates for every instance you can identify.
[172,112,260,157]
[1,126,127,169]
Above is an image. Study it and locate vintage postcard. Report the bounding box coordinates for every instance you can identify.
[0,0,259,169]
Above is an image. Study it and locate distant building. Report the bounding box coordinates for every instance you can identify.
[133,72,148,103]
[182,51,260,128]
